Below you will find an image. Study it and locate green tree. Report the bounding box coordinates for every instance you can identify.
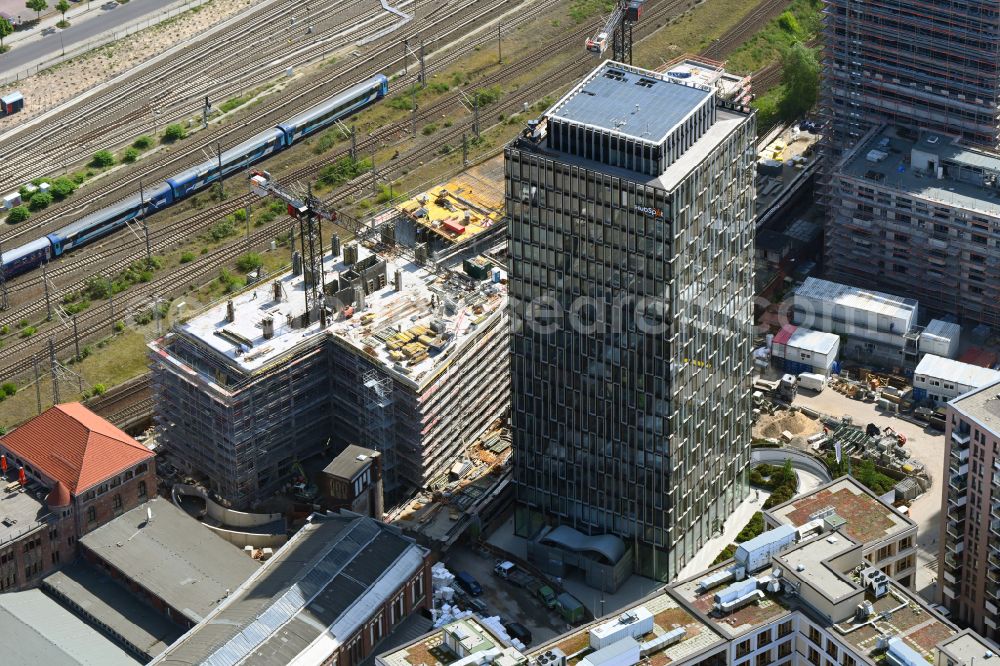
[55,0,69,22]
[0,17,14,50]
[25,0,47,21]
[50,176,76,200]
[6,206,29,223]
[779,42,820,121]
[162,124,186,143]
[90,150,115,168]
[122,147,139,163]
[28,190,52,211]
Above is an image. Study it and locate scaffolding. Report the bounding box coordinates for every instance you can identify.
[362,368,395,486]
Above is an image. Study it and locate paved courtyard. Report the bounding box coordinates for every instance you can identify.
[793,387,946,603]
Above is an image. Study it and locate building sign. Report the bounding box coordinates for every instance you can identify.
[635,205,664,218]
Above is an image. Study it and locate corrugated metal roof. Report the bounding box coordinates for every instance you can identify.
[80,497,260,623]
[787,327,840,355]
[923,318,961,341]
[795,277,917,322]
[0,589,139,665]
[915,354,1000,389]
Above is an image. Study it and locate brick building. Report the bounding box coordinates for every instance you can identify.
[0,403,155,591]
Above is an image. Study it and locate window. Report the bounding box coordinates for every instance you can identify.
[736,639,751,658]
[138,480,147,500]
[412,574,425,604]
[393,594,405,623]
[87,506,97,524]
[369,613,384,644]
[348,636,364,666]
[778,642,792,659]
[808,626,822,645]
[778,620,793,637]
[136,463,148,475]
[756,652,771,666]
[113,494,123,514]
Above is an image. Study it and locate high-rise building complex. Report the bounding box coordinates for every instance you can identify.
[821,0,1000,152]
[938,377,1000,639]
[506,61,756,581]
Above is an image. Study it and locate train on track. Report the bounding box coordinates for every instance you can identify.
[1,74,389,279]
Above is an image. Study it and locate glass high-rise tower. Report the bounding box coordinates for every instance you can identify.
[506,61,756,581]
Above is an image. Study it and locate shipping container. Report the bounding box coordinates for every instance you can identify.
[1,91,24,115]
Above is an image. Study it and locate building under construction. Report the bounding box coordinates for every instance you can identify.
[821,0,1000,152]
[825,125,1000,327]
[149,228,509,508]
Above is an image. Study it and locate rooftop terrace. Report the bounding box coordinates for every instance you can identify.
[766,477,914,545]
[0,483,49,547]
[545,590,724,666]
[167,241,507,388]
[841,126,1000,217]
[670,566,793,640]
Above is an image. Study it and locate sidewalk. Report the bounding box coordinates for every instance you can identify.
[0,0,209,83]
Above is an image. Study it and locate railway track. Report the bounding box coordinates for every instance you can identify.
[701,0,792,61]
[0,0,512,248]
[0,0,711,385]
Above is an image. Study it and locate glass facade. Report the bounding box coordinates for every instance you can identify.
[506,96,756,582]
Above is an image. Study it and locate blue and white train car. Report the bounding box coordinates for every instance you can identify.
[47,192,145,255]
[277,75,388,144]
[166,127,285,200]
[0,237,52,278]
[144,182,175,212]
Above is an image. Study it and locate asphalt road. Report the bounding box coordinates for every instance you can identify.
[0,0,176,76]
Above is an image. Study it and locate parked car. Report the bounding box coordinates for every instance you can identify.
[504,621,532,646]
[455,570,483,596]
[536,584,557,608]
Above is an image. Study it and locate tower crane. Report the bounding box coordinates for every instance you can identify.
[585,0,643,64]
[249,170,336,327]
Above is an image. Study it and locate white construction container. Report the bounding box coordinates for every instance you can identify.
[734,524,797,572]
[589,607,653,650]
[770,325,840,376]
[713,577,758,605]
[580,638,640,666]
[793,277,918,348]
[919,319,961,359]
[2,192,20,209]
[913,354,1000,404]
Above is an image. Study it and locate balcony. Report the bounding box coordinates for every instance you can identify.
[951,473,968,492]
[952,430,971,447]
[991,519,1000,538]
[945,553,962,570]
[948,502,966,522]
[948,521,965,540]
[988,600,998,615]
[947,539,965,555]
[949,494,968,508]
[952,446,970,463]
[952,462,969,477]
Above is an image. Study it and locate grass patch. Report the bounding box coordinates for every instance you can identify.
[569,0,614,22]
[724,0,823,74]
[219,95,251,114]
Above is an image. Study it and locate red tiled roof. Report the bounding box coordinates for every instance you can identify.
[0,403,153,495]
[46,481,71,508]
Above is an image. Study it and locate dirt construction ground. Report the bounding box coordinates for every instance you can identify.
[792,387,947,603]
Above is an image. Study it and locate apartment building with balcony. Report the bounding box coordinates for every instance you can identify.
[938,377,1000,640]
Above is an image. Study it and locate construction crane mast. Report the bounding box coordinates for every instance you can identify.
[249,170,336,327]
[585,0,643,64]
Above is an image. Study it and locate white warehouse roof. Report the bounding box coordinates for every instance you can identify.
[795,277,918,323]
[923,318,961,341]
[786,327,840,355]
[915,354,1000,389]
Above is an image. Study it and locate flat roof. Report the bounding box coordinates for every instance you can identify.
[774,535,857,599]
[165,244,507,388]
[795,277,918,322]
[937,629,1000,663]
[44,563,183,659]
[915,354,1000,388]
[79,497,260,623]
[0,484,49,548]
[924,318,962,341]
[323,444,379,480]
[378,618,510,666]
[659,57,750,103]
[543,589,725,666]
[766,476,914,546]
[670,566,792,640]
[951,377,1000,435]
[0,589,139,665]
[153,512,427,666]
[841,126,1000,217]
[777,326,839,355]
[548,61,713,145]
[397,182,503,246]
